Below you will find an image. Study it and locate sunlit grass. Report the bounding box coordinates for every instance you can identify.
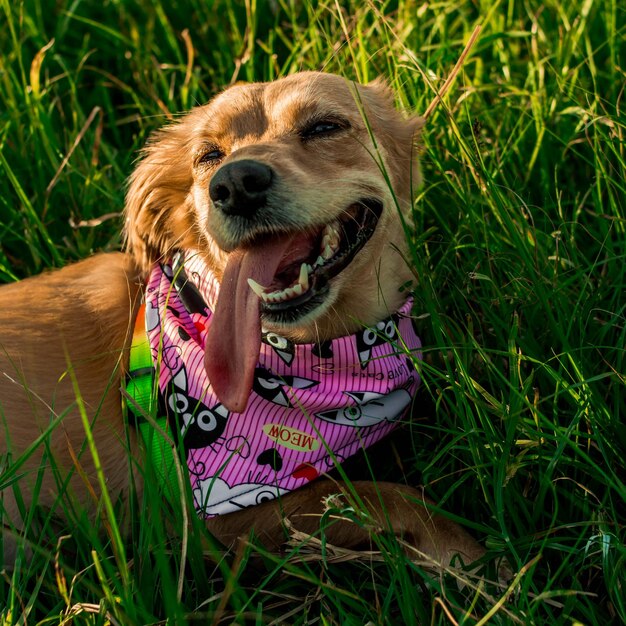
[1,0,625,623]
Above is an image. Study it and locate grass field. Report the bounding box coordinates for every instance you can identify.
[1,0,625,623]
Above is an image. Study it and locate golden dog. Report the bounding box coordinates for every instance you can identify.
[0,72,485,569]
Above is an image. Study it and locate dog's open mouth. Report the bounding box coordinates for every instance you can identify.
[205,198,382,413]
[248,198,383,322]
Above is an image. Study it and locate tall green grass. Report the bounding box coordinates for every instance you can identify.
[1,0,625,623]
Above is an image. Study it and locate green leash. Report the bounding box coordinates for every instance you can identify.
[124,303,180,501]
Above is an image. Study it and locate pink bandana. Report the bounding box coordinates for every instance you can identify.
[144,252,422,517]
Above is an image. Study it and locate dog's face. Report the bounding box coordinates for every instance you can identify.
[127,72,421,336]
[126,72,422,410]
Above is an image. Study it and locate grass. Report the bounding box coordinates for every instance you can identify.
[1,0,625,623]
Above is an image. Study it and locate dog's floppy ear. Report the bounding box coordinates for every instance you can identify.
[124,119,196,271]
[360,77,425,197]
[364,76,425,130]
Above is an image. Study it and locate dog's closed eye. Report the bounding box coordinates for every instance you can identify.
[298,117,349,140]
[196,145,226,168]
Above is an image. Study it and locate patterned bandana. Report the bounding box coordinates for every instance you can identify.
[133,251,422,517]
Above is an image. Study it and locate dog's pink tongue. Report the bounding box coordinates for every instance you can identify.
[205,235,296,413]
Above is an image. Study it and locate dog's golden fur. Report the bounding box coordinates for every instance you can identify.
[126,73,420,341]
[0,72,484,568]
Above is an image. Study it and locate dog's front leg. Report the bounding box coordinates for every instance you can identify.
[204,480,485,568]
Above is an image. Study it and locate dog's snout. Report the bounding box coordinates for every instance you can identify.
[209,160,274,217]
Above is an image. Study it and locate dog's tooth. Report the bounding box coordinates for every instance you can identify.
[269,286,293,303]
[322,244,334,260]
[258,265,311,304]
[314,255,325,267]
[299,262,310,291]
[247,278,267,298]
[322,223,341,255]
[299,262,308,281]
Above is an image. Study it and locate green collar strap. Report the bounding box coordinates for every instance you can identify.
[124,302,180,502]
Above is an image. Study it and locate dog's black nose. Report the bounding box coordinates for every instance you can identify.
[209,160,274,217]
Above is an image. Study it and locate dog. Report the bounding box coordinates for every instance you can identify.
[0,72,486,570]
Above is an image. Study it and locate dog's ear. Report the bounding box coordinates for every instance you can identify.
[363,76,425,132]
[359,77,425,201]
[124,119,195,271]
